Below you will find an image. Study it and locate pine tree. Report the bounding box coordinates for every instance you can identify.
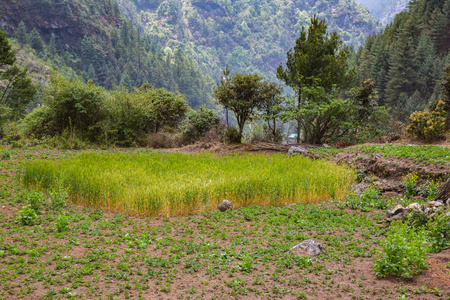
[16,21,27,45]
[28,28,44,53]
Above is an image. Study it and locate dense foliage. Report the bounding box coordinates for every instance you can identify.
[0,29,36,130]
[355,0,450,122]
[277,16,386,144]
[22,74,189,146]
[1,0,214,107]
[117,0,379,81]
[213,73,281,139]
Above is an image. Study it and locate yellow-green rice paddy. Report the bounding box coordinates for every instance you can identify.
[22,152,354,217]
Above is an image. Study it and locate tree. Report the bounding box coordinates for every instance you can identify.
[16,21,27,45]
[0,30,36,126]
[276,15,356,143]
[28,28,44,53]
[213,73,274,139]
[259,82,283,142]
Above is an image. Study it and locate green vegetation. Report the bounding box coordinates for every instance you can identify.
[277,16,386,144]
[213,72,282,139]
[407,100,447,141]
[355,0,450,122]
[117,0,379,81]
[21,74,190,147]
[317,144,450,164]
[0,29,36,130]
[23,152,354,217]
[1,148,449,299]
[373,222,430,278]
[7,0,214,107]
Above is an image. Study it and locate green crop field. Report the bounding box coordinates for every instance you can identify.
[22,152,355,217]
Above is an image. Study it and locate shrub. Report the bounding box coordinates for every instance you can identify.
[42,74,107,141]
[106,86,188,146]
[17,205,38,226]
[406,100,447,141]
[180,106,220,143]
[428,212,450,253]
[223,127,241,144]
[373,222,429,278]
[19,106,52,138]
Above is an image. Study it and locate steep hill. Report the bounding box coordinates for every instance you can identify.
[355,0,450,121]
[0,0,214,107]
[355,0,409,25]
[117,0,380,80]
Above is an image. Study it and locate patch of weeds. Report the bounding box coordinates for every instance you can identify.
[50,183,68,210]
[341,186,388,211]
[402,173,418,198]
[373,221,430,278]
[16,205,38,226]
[55,211,70,233]
[25,190,45,214]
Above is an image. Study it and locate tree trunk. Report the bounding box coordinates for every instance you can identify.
[435,177,450,202]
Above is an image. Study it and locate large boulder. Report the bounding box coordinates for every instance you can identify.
[289,240,327,257]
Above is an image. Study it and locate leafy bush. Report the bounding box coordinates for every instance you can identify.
[223,127,241,144]
[106,86,188,146]
[180,106,220,143]
[373,222,429,278]
[406,100,447,141]
[42,74,107,141]
[19,106,51,138]
[428,212,450,253]
[17,205,38,226]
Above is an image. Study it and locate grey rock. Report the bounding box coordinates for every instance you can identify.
[288,146,310,157]
[386,205,405,218]
[218,200,233,212]
[289,240,326,257]
[323,143,330,149]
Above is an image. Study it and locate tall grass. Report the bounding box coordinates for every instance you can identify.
[22,152,354,217]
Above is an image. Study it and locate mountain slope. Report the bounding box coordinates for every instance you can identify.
[0,0,214,107]
[117,0,380,80]
[355,0,409,25]
[355,0,450,121]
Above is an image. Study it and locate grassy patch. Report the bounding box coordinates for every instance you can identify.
[316,144,450,164]
[22,152,354,217]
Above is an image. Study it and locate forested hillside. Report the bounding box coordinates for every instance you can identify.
[355,0,409,24]
[0,0,214,107]
[355,0,450,122]
[117,0,380,80]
